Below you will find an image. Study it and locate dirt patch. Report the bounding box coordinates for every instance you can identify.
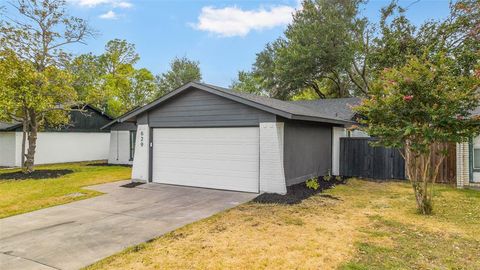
[0,169,74,180]
[253,178,345,205]
[120,182,145,188]
[86,163,132,167]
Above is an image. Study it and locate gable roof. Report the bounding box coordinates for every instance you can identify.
[103,82,357,129]
[0,105,112,132]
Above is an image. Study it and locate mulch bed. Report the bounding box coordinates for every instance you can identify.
[120,182,145,188]
[86,163,132,167]
[0,169,74,180]
[253,177,346,205]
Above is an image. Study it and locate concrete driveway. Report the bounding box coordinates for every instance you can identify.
[0,180,256,270]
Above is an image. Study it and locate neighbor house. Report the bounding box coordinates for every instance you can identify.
[105,82,362,194]
[0,105,112,167]
[456,106,480,189]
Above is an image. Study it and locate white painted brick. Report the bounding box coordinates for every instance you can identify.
[132,125,149,182]
[456,142,469,188]
[259,122,287,194]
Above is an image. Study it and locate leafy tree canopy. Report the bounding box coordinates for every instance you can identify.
[70,39,156,117]
[155,56,202,97]
[236,0,479,101]
[0,0,92,172]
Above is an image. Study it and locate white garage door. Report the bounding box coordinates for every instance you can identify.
[152,127,260,193]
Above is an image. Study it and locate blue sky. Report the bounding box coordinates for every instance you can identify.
[25,0,456,87]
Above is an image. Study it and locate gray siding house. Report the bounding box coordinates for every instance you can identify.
[104,82,359,194]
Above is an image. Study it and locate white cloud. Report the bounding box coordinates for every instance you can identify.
[114,1,132,8]
[193,5,296,37]
[70,0,132,8]
[99,10,118,19]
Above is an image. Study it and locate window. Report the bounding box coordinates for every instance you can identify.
[474,148,480,170]
[130,131,137,161]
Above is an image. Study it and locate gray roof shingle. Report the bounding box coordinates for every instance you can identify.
[288,97,361,121]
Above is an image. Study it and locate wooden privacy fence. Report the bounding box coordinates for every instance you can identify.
[339,138,456,183]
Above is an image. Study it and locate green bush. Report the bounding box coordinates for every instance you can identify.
[306,178,320,190]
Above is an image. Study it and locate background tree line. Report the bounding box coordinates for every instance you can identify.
[70,40,202,117]
[232,0,479,101]
[0,0,201,172]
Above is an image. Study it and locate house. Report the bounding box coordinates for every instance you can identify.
[0,105,112,167]
[105,82,361,194]
[456,106,480,189]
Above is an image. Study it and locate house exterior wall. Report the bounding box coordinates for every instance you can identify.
[142,89,275,128]
[32,132,110,165]
[1,132,110,167]
[282,120,333,186]
[108,130,133,165]
[0,132,16,167]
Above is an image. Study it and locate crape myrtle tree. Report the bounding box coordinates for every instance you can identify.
[355,56,480,214]
[0,0,92,173]
[355,0,480,214]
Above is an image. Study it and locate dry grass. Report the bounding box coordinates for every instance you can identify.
[0,162,131,218]
[86,179,480,270]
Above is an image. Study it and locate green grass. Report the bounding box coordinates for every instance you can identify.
[0,162,131,218]
[85,179,480,270]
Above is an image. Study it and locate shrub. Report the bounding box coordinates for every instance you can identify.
[306,178,320,190]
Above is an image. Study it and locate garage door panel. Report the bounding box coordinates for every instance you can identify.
[154,158,258,171]
[153,145,259,155]
[152,127,259,193]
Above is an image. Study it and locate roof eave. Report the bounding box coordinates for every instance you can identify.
[290,115,355,125]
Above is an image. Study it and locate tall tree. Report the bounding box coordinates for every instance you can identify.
[0,0,92,172]
[235,0,368,100]
[230,71,268,96]
[156,56,202,97]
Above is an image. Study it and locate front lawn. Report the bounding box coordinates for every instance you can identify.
[86,179,480,270]
[0,162,131,218]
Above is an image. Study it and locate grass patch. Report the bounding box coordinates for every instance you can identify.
[0,161,131,218]
[85,179,480,270]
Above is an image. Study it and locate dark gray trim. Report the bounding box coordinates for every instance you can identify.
[469,138,476,182]
[148,114,153,183]
[291,115,354,125]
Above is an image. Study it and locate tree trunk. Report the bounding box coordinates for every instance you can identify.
[23,111,38,174]
[21,120,27,171]
[404,143,446,215]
